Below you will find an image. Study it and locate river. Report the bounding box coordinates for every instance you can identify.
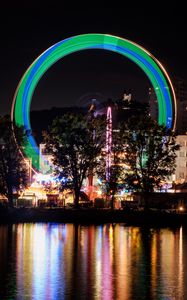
[0,223,186,299]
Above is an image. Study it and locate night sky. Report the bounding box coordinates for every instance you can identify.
[0,2,186,116]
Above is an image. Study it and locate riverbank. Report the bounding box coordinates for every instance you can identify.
[0,207,187,225]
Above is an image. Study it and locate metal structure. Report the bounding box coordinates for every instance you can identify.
[106,107,112,181]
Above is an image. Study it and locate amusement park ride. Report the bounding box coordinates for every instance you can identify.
[10,34,177,206]
[106,106,112,181]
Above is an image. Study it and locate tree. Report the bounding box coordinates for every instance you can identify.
[120,115,180,196]
[43,113,105,208]
[0,116,28,207]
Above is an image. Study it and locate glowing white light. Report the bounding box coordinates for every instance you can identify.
[33,173,56,183]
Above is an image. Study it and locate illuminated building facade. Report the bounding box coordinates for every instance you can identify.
[174,135,187,182]
[177,100,187,134]
[39,144,53,174]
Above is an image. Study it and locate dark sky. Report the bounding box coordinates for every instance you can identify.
[0,2,186,116]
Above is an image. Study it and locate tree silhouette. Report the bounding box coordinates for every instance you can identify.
[120,115,180,195]
[43,113,105,208]
[0,116,28,207]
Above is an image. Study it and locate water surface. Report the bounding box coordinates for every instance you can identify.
[0,223,187,299]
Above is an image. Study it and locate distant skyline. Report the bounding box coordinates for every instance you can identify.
[0,3,186,116]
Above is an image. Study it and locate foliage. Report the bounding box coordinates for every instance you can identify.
[0,116,28,206]
[120,115,180,193]
[43,113,106,207]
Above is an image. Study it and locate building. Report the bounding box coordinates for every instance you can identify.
[175,78,187,103]
[175,78,187,134]
[148,87,158,121]
[39,144,53,174]
[149,78,187,134]
[174,135,187,182]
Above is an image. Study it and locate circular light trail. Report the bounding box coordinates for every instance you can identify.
[11,34,176,171]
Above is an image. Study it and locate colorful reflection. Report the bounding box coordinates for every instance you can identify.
[0,224,187,299]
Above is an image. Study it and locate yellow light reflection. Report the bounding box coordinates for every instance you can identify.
[0,223,185,299]
[178,226,183,296]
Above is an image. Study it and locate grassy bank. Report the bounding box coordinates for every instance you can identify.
[0,208,187,225]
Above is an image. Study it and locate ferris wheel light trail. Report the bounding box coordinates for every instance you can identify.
[11,34,176,171]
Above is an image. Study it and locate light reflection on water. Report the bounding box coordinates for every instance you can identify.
[0,223,186,299]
